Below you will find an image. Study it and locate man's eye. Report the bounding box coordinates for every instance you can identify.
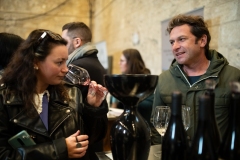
[170,41,174,45]
[180,38,185,41]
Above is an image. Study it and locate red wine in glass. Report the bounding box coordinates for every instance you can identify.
[65,64,107,96]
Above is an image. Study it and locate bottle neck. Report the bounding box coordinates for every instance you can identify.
[198,94,211,121]
[205,89,214,110]
[171,91,182,116]
[230,93,240,125]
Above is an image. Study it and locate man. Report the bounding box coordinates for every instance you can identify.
[152,14,240,144]
[62,22,106,86]
[62,22,108,160]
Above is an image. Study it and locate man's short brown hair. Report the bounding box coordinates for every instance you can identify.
[62,22,92,43]
[167,14,211,56]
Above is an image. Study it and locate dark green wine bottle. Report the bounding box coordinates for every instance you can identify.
[204,79,221,151]
[218,82,240,160]
[161,91,188,160]
[188,94,218,160]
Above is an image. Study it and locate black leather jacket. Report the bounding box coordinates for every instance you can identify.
[0,83,108,160]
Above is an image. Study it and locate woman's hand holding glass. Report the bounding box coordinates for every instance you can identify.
[87,81,108,107]
[65,64,108,107]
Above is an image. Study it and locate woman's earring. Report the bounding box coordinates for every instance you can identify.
[34,66,38,70]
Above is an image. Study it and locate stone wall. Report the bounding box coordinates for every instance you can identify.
[0,0,240,75]
[0,0,90,38]
[92,0,240,74]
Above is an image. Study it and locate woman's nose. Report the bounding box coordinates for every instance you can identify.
[63,65,69,73]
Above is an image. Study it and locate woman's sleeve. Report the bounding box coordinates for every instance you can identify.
[82,100,108,144]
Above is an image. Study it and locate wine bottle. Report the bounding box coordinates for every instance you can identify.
[218,81,240,160]
[204,79,221,151]
[161,91,188,160]
[188,94,218,160]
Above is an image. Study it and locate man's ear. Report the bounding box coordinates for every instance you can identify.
[200,34,207,47]
[74,37,82,48]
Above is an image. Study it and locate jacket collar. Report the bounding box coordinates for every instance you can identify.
[66,42,98,65]
[9,107,49,136]
[2,87,72,137]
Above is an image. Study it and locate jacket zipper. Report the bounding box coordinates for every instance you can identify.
[49,114,71,136]
[176,65,218,88]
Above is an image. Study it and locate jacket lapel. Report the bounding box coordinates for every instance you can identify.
[9,107,49,136]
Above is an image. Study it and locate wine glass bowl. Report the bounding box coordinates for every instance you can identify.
[153,105,190,137]
[65,64,91,85]
[65,64,108,98]
[153,106,171,137]
[182,105,190,131]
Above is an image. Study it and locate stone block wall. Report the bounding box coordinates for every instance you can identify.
[0,0,240,75]
[0,0,90,38]
[92,0,240,74]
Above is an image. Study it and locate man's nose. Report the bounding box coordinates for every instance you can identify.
[172,41,180,51]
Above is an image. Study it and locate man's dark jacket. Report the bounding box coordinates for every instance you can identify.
[67,43,108,159]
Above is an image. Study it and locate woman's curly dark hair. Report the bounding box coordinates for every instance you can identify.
[1,29,69,117]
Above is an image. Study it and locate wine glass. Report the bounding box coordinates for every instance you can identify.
[65,64,108,96]
[65,64,91,85]
[153,106,171,137]
[182,105,190,131]
[152,106,170,159]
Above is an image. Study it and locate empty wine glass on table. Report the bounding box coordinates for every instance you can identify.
[152,106,171,159]
[153,106,171,137]
[65,64,108,97]
[182,105,190,131]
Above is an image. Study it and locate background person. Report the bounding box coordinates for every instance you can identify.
[110,48,159,144]
[62,22,106,87]
[62,22,108,159]
[0,29,108,160]
[151,14,240,144]
[111,48,152,110]
[0,32,24,75]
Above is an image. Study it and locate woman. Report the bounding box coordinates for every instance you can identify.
[111,48,151,108]
[119,48,161,144]
[111,48,160,144]
[119,48,150,75]
[111,48,151,116]
[0,29,108,160]
[117,48,152,117]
